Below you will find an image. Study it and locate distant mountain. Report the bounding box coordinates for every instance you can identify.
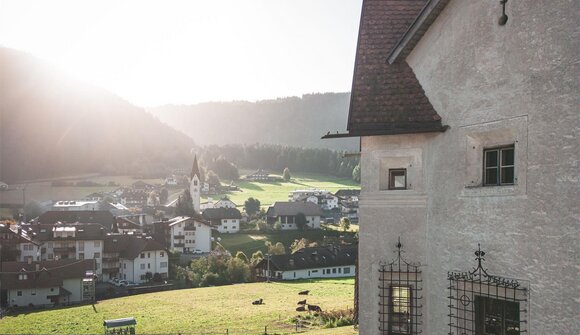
[147,93,358,151]
[0,47,196,183]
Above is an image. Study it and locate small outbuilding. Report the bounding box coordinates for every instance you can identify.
[103,317,136,335]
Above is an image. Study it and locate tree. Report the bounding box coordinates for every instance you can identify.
[273,221,282,230]
[295,212,307,230]
[175,190,195,216]
[212,156,240,181]
[250,250,264,265]
[265,241,286,255]
[159,187,169,204]
[235,251,249,263]
[352,163,361,183]
[282,167,291,181]
[290,238,309,254]
[226,257,250,283]
[256,220,269,231]
[206,170,221,188]
[340,217,351,232]
[244,197,261,216]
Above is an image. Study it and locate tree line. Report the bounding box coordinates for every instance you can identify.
[197,144,360,182]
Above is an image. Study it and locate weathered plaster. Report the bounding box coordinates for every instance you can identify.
[358,0,579,334]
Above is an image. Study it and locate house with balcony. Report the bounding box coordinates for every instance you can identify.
[202,207,242,233]
[266,202,323,230]
[152,216,212,253]
[117,235,168,284]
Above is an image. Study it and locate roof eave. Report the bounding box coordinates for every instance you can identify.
[323,123,448,139]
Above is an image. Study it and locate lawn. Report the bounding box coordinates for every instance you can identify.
[205,171,359,208]
[217,229,357,257]
[0,278,357,335]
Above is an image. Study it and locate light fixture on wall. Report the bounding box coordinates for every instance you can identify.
[498,0,509,25]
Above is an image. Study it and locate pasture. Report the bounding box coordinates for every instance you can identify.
[0,278,357,335]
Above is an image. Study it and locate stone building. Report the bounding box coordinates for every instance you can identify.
[325,0,578,334]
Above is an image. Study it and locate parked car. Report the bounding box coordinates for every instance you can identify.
[108,278,120,285]
[116,280,128,287]
[193,249,202,254]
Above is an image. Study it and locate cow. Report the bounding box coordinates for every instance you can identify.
[252,298,263,305]
[298,290,309,295]
[307,304,322,313]
[297,299,307,305]
[295,306,306,312]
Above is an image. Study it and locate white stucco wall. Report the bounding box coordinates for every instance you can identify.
[194,223,212,252]
[280,265,355,280]
[217,219,240,233]
[357,1,578,334]
[120,250,167,283]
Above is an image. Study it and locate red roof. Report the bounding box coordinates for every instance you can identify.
[327,0,448,138]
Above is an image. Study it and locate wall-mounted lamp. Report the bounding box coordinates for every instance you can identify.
[498,0,508,25]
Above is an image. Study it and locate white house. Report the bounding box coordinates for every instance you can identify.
[266,202,322,230]
[164,216,212,253]
[118,236,168,284]
[256,245,357,281]
[202,208,242,233]
[213,198,237,209]
[0,259,95,308]
[52,200,99,211]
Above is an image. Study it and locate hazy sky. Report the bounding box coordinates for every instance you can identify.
[0,0,362,107]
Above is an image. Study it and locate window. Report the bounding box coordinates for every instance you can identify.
[93,252,100,259]
[160,262,168,268]
[484,146,515,186]
[48,253,54,260]
[94,241,101,247]
[17,291,22,296]
[389,169,407,190]
[147,263,151,269]
[140,253,145,259]
[332,268,337,274]
[47,242,53,248]
[78,241,84,251]
[160,252,164,257]
[140,264,145,270]
[475,296,520,335]
[390,286,412,334]
[147,252,150,258]
[18,273,28,280]
[194,180,198,186]
[78,253,84,260]
[344,267,351,274]
[123,263,126,269]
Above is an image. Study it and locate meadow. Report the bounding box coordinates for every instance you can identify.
[205,171,359,208]
[0,278,357,335]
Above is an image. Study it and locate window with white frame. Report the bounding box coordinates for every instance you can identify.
[483,146,515,186]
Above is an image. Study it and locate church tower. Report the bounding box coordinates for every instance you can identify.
[189,155,201,214]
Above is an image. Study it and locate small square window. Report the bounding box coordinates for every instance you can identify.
[484,146,515,186]
[389,169,407,190]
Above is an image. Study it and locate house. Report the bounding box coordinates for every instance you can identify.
[334,189,360,202]
[52,200,100,211]
[0,259,95,308]
[119,189,148,209]
[152,216,212,253]
[114,217,143,234]
[244,169,271,181]
[36,210,116,231]
[323,1,577,334]
[202,207,242,233]
[117,235,168,284]
[0,222,40,262]
[289,189,340,211]
[266,202,323,229]
[213,198,237,209]
[25,223,107,279]
[255,245,357,281]
[340,200,359,224]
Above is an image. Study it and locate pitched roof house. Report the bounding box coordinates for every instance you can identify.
[37,210,116,230]
[329,1,578,334]
[202,207,242,233]
[266,202,323,230]
[0,259,95,308]
[255,245,357,281]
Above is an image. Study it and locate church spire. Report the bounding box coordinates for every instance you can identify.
[191,155,201,180]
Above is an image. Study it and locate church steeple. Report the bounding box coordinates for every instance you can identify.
[191,155,201,180]
[189,155,201,214]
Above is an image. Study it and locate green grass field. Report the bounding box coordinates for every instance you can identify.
[217,229,356,257]
[205,172,359,208]
[0,279,357,335]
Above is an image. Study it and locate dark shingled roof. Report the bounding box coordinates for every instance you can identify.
[324,0,448,138]
[202,208,242,220]
[38,210,116,229]
[256,245,357,272]
[120,235,166,260]
[0,259,95,289]
[28,223,108,241]
[266,202,323,217]
[335,189,361,198]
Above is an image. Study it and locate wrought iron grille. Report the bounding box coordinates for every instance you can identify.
[448,244,528,335]
[379,238,423,334]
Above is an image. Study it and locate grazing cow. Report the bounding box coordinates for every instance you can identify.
[298,290,309,295]
[297,299,307,305]
[296,306,306,312]
[252,298,263,305]
[307,304,322,313]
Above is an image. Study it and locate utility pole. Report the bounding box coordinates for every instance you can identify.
[266,253,270,283]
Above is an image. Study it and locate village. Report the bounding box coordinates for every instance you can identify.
[0,157,360,310]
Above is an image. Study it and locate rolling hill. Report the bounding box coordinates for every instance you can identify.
[0,47,196,183]
[147,92,358,152]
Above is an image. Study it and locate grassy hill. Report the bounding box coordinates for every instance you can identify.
[0,278,357,335]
